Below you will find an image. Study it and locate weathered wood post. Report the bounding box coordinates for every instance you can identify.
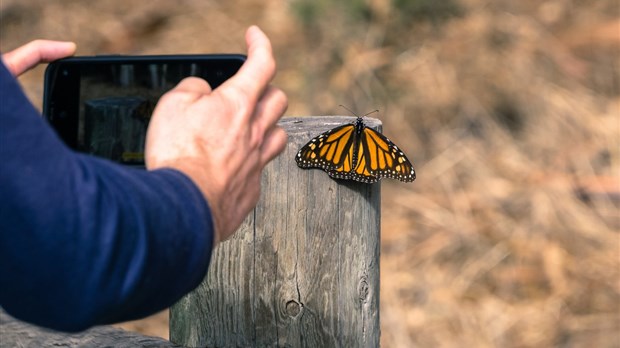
[170,116,381,347]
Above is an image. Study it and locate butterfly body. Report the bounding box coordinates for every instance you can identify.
[295,117,416,183]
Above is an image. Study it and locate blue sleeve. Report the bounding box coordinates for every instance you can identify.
[0,62,214,332]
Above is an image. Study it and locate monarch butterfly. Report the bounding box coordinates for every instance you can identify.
[295,108,416,183]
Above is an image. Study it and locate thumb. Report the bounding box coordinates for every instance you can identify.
[2,40,76,76]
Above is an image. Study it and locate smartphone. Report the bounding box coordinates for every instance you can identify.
[43,54,245,166]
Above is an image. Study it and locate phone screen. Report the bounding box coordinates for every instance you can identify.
[44,55,245,166]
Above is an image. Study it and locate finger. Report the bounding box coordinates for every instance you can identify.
[260,126,288,165]
[164,77,213,105]
[2,40,76,76]
[253,86,288,133]
[218,26,276,112]
[174,76,213,95]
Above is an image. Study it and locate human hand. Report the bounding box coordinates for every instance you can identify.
[2,40,76,76]
[145,26,288,245]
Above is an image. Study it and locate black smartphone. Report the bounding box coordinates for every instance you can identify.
[43,54,245,166]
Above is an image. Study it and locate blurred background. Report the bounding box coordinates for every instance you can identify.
[1,0,618,346]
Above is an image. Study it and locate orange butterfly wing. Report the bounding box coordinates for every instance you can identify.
[296,118,415,183]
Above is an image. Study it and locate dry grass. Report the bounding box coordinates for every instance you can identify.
[2,0,618,346]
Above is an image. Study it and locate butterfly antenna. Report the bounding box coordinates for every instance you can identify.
[363,109,379,117]
[339,105,379,118]
[339,104,357,116]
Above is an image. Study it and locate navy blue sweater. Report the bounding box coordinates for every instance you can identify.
[0,62,214,332]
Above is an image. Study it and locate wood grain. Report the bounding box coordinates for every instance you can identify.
[171,116,381,347]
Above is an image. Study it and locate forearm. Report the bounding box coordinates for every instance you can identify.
[0,63,214,331]
[0,146,214,333]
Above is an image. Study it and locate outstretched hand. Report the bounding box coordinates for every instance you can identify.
[2,40,76,76]
[145,26,288,244]
[1,29,286,245]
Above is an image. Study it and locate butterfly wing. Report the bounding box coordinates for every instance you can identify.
[358,126,416,182]
[328,133,379,183]
[295,123,357,171]
[296,119,414,183]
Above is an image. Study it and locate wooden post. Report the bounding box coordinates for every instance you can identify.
[170,116,381,347]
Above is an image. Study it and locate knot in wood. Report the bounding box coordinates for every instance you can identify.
[358,276,370,304]
[285,300,302,317]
